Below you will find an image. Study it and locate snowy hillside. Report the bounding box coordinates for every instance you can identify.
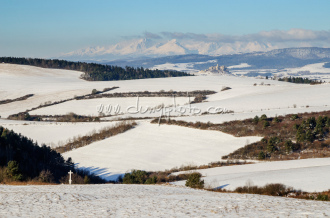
[3,0,330,216]
[2,63,330,195]
[0,121,120,148]
[173,158,330,192]
[62,121,261,180]
[0,184,329,217]
[4,63,330,120]
[29,97,190,117]
[230,62,330,81]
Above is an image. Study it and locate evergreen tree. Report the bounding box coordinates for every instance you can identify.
[258,151,266,160]
[273,116,280,123]
[267,137,280,153]
[185,173,204,189]
[260,114,267,121]
[253,116,259,124]
[263,121,270,128]
[123,170,148,184]
[284,140,294,153]
[305,130,315,143]
[6,161,23,181]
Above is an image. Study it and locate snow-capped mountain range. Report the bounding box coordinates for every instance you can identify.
[59,39,330,79]
[103,47,330,70]
[60,38,277,61]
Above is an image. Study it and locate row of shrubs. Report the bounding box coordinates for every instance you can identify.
[9,112,108,122]
[7,87,118,120]
[76,90,216,101]
[0,94,34,105]
[234,183,294,196]
[55,121,136,153]
[7,89,214,121]
[118,160,250,185]
[8,112,101,122]
[119,159,250,185]
[232,183,329,201]
[151,118,216,130]
[164,160,251,173]
[120,169,329,202]
[120,169,194,185]
[7,112,42,121]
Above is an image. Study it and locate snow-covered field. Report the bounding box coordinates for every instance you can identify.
[279,62,330,77]
[3,63,330,120]
[227,63,251,69]
[2,63,330,199]
[172,106,330,124]
[172,158,330,192]
[102,82,330,121]
[230,62,330,81]
[0,184,329,217]
[62,121,261,180]
[29,97,190,116]
[0,121,119,148]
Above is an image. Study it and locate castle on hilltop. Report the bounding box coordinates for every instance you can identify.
[198,64,229,74]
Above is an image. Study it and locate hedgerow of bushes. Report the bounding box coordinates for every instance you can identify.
[225,183,330,202]
[55,121,136,153]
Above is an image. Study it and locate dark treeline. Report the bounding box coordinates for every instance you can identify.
[0,127,105,184]
[0,57,192,81]
[0,94,34,105]
[278,76,323,84]
[76,90,216,100]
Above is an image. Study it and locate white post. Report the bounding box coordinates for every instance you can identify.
[68,170,73,185]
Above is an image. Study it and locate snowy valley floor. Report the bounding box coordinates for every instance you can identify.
[0,184,329,217]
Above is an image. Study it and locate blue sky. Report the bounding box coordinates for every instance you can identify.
[1,0,329,57]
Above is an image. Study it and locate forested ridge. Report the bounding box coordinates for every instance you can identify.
[278,76,323,84]
[0,127,105,184]
[0,57,192,81]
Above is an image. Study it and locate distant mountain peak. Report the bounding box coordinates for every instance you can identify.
[60,39,328,62]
